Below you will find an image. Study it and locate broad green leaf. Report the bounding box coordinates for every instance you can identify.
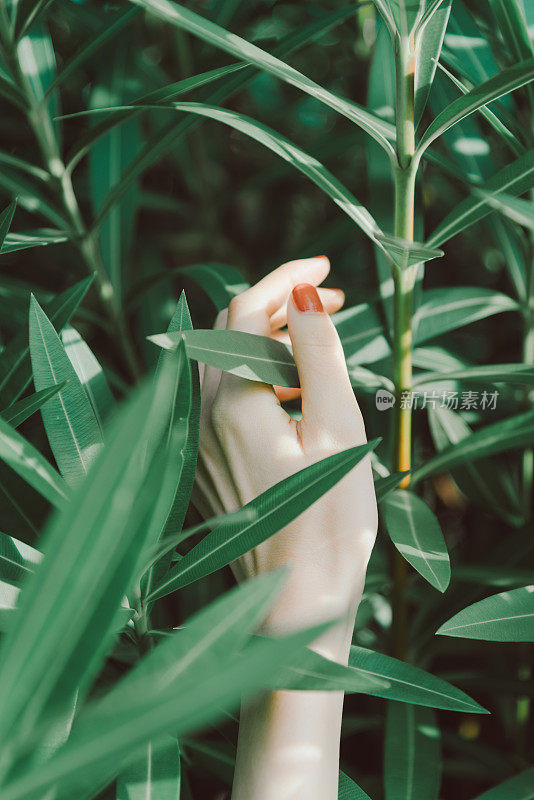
[129,0,396,154]
[1,229,68,254]
[0,384,65,428]
[61,327,114,429]
[412,410,534,484]
[426,148,534,247]
[437,585,534,641]
[348,646,487,713]
[0,533,41,584]
[181,263,250,311]
[0,415,68,508]
[271,645,387,694]
[0,276,93,408]
[89,6,365,227]
[150,328,298,387]
[427,406,524,527]
[413,363,534,388]
[168,102,382,245]
[339,771,372,800]
[413,287,518,344]
[90,42,140,297]
[116,738,180,800]
[0,201,16,249]
[471,766,534,800]
[29,298,104,485]
[417,58,534,155]
[381,491,450,592]
[1,586,325,800]
[0,352,185,768]
[376,233,443,270]
[149,439,379,601]
[384,703,441,800]
[414,0,452,128]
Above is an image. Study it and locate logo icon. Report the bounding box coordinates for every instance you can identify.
[375,389,395,411]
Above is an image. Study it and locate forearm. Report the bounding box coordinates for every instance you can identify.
[231,616,356,800]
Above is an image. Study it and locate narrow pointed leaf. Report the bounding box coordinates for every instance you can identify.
[413,363,534,387]
[0,415,68,508]
[0,533,41,584]
[437,585,534,641]
[414,0,452,128]
[1,383,65,428]
[412,410,534,484]
[470,767,534,800]
[129,0,395,154]
[418,58,534,154]
[339,771,372,800]
[414,287,518,343]
[181,263,250,311]
[0,201,16,249]
[377,233,443,269]
[375,472,410,501]
[1,229,68,254]
[29,298,104,485]
[149,439,380,600]
[61,327,114,430]
[426,147,534,246]
[116,738,181,800]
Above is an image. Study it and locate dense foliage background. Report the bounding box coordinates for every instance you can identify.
[1,1,534,798]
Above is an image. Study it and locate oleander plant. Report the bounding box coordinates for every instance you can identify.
[0,0,534,797]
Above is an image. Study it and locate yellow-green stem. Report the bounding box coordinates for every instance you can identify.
[391,31,417,661]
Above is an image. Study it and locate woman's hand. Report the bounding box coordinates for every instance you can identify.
[195,256,378,660]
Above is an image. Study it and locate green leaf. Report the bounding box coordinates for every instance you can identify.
[29,297,104,485]
[471,766,534,800]
[129,0,395,154]
[384,703,441,800]
[0,414,69,508]
[417,58,534,154]
[89,5,365,228]
[386,0,424,36]
[0,201,16,249]
[413,287,518,344]
[0,276,93,408]
[335,302,391,367]
[270,645,388,694]
[1,229,68,254]
[376,233,443,270]
[426,148,534,247]
[0,532,41,585]
[90,43,140,297]
[61,327,114,429]
[427,406,524,527]
[412,410,534,484]
[17,21,60,142]
[44,8,139,100]
[0,383,65,428]
[348,646,487,713]
[413,363,534,387]
[381,491,450,592]
[181,263,250,311]
[116,738,181,800]
[489,0,534,63]
[1,581,325,800]
[150,328,298,387]
[475,190,534,232]
[159,294,199,537]
[149,439,380,601]
[0,350,186,767]
[414,0,452,128]
[0,74,26,111]
[375,472,410,501]
[437,585,534,642]
[168,102,383,245]
[339,771,372,800]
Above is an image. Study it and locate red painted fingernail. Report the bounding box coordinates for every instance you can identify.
[292,283,324,313]
[311,254,328,260]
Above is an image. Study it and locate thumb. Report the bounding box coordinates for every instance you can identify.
[287,283,366,440]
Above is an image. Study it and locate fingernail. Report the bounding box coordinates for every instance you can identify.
[311,254,328,260]
[292,283,324,313]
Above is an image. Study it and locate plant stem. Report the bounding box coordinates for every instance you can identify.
[391,32,417,661]
[0,22,140,381]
